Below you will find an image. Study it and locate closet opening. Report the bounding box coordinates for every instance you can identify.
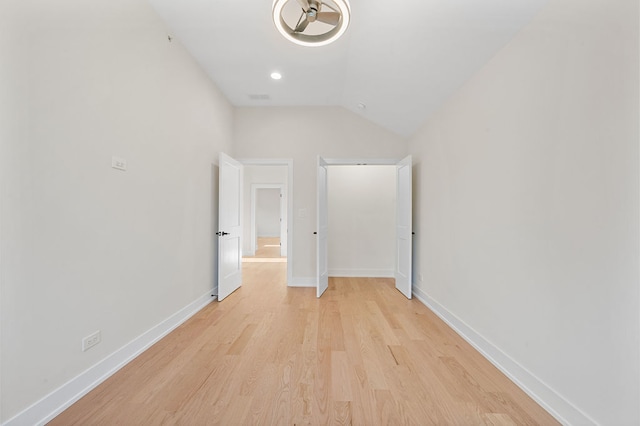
[327,165,397,278]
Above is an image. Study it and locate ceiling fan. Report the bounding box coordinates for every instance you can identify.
[293,0,341,33]
[272,0,351,47]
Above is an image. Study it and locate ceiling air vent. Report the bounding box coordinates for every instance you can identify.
[248,94,271,101]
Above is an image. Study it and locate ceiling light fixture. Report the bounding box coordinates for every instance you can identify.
[270,72,283,80]
[272,0,351,47]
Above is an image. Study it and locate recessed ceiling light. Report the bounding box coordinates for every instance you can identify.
[270,72,282,80]
[272,0,351,47]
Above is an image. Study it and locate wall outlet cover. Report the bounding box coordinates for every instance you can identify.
[82,330,101,352]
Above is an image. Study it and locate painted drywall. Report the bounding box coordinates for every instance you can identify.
[256,189,281,237]
[0,5,24,424]
[0,0,234,421]
[242,165,288,256]
[409,0,639,424]
[234,107,407,284]
[327,166,396,277]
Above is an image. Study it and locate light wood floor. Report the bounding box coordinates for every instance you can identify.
[251,237,284,259]
[50,260,558,425]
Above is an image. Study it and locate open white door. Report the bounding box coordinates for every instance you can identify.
[217,152,243,301]
[395,155,412,299]
[279,188,287,257]
[317,156,329,297]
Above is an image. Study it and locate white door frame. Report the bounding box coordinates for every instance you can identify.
[318,157,413,298]
[321,158,402,166]
[250,184,286,257]
[239,158,293,287]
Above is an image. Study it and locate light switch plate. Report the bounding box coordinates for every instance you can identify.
[111,156,127,171]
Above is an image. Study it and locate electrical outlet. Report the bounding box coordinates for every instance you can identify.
[419,273,424,282]
[82,330,101,352]
[111,156,127,171]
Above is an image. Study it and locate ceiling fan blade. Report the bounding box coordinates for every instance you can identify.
[296,0,310,11]
[295,17,310,33]
[316,11,340,26]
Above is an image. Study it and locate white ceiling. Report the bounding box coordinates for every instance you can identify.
[149,0,548,137]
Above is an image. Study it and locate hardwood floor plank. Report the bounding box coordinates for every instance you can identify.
[364,300,401,346]
[374,389,400,424]
[227,323,258,355]
[332,401,352,425]
[346,364,377,425]
[329,303,346,351]
[217,395,253,425]
[331,351,353,401]
[291,381,313,425]
[482,412,519,426]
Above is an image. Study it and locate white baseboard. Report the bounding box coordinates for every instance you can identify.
[411,285,596,426]
[288,277,316,287]
[287,272,395,287]
[3,290,216,426]
[329,269,394,278]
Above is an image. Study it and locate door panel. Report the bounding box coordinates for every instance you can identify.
[317,156,329,297]
[218,152,243,301]
[395,155,412,299]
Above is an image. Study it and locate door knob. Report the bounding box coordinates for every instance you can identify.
[216,231,230,236]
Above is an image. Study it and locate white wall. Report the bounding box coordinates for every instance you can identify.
[328,166,396,277]
[409,0,639,424]
[234,107,407,284]
[242,165,288,255]
[256,189,281,237]
[0,0,234,421]
[0,4,25,424]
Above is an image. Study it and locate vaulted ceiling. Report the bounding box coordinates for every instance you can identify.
[149,0,548,137]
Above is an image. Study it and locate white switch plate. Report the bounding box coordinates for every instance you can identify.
[298,208,307,218]
[111,156,127,171]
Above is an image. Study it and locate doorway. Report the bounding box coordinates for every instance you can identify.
[316,156,412,298]
[250,184,286,257]
[327,165,396,278]
[239,160,293,285]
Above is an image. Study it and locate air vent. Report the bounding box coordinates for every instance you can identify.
[248,94,271,101]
